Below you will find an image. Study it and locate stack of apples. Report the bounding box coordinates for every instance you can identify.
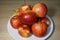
[10,2,50,38]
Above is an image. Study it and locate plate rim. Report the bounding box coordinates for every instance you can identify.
[7,15,54,40]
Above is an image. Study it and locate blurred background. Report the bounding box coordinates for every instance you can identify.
[0,0,60,40]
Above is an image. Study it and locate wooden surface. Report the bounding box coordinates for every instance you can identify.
[0,0,60,40]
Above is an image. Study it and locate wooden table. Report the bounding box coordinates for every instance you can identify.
[0,0,60,40]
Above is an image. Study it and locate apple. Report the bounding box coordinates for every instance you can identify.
[20,12,37,25]
[32,22,47,37]
[10,15,22,29]
[18,4,32,15]
[18,25,31,37]
[14,4,32,16]
[32,2,47,17]
[41,17,50,26]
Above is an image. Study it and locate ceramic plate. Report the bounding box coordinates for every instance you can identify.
[7,15,54,40]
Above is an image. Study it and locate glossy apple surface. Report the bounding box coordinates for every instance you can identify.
[20,12,37,25]
[32,22,47,37]
[18,25,31,37]
[10,15,22,29]
[41,17,50,26]
[32,3,47,17]
[18,4,32,15]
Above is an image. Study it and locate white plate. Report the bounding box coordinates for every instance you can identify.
[7,15,54,40]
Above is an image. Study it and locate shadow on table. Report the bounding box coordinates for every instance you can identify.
[45,7,56,40]
[46,18,55,40]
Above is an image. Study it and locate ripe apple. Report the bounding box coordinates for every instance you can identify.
[32,2,47,17]
[41,17,50,26]
[10,15,22,29]
[18,4,32,15]
[18,25,31,37]
[20,12,37,25]
[32,22,47,37]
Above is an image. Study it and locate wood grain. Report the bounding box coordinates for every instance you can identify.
[0,0,60,40]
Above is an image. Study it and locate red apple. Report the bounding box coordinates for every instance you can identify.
[17,4,32,15]
[18,25,31,37]
[10,15,22,29]
[32,2,47,17]
[20,12,37,25]
[41,17,50,26]
[32,22,47,37]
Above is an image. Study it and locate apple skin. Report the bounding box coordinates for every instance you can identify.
[18,25,31,37]
[20,12,37,25]
[41,17,50,26]
[32,3,47,17]
[10,15,22,29]
[32,22,47,37]
[18,4,32,15]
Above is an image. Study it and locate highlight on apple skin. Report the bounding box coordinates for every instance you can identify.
[10,15,22,29]
[18,25,31,37]
[20,12,37,25]
[32,3,47,17]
